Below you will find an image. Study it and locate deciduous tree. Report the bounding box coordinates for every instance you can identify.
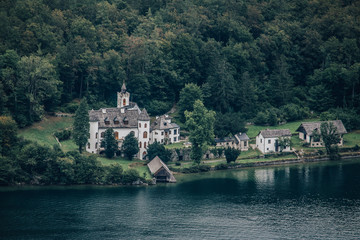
[73,98,89,153]
[122,132,139,160]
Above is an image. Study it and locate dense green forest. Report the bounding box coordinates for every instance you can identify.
[1,0,360,129]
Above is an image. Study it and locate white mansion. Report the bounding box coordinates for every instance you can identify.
[86,83,179,159]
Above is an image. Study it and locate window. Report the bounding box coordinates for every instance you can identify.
[143,151,147,157]
[244,141,247,147]
[268,139,271,144]
[139,123,141,128]
[145,123,147,128]
[123,98,126,106]
[139,142,142,148]
[95,143,98,148]
[174,129,177,135]
[161,139,164,143]
[260,139,262,143]
[143,131,148,138]
[161,132,164,136]
[174,137,177,142]
[267,148,269,150]
[87,143,90,149]
[114,132,119,140]
[96,132,98,138]
[155,132,158,135]
[144,142,147,148]
[101,132,105,138]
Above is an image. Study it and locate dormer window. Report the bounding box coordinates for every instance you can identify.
[114,117,119,124]
[104,117,110,125]
[123,117,128,125]
[164,122,167,126]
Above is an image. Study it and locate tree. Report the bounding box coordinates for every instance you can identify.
[277,137,292,152]
[185,100,216,164]
[320,122,341,160]
[101,128,118,158]
[122,132,139,160]
[73,98,89,153]
[147,142,171,162]
[178,83,203,122]
[0,116,18,156]
[225,148,241,163]
[214,112,247,138]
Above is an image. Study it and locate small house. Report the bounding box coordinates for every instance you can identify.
[147,156,176,183]
[214,133,249,151]
[296,120,347,147]
[256,129,292,154]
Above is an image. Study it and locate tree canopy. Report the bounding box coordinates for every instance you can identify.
[0,0,359,128]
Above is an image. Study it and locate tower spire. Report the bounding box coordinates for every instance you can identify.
[121,80,126,93]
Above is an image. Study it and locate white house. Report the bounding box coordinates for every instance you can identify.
[296,120,347,147]
[256,129,292,154]
[214,132,250,151]
[87,83,150,159]
[150,115,180,144]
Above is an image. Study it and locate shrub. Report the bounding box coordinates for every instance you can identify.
[175,162,181,166]
[353,145,360,151]
[54,129,71,141]
[122,169,140,184]
[225,147,241,163]
[215,163,228,170]
[181,165,211,173]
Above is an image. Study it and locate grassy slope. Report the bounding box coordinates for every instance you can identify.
[18,116,74,147]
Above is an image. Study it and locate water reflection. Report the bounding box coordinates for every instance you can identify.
[1,159,360,239]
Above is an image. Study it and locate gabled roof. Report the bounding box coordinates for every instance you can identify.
[296,120,347,135]
[259,129,291,138]
[89,107,144,128]
[235,132,249,141]
[147,156,176,182]
[151,115,180,131]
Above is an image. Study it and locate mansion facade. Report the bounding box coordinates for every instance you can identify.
[87,83,151,159]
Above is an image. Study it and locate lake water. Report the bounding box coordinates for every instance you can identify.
[1,159,360,239]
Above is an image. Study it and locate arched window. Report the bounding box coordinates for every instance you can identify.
[101,132,105,138]
[139,123,141,128]
[143,151,147,157]
[144,142,147,148]
[139,142,142,148]
[114,132,119,140]
[145,123,147,128]
[143,131,148,138]
[123,98,126,106]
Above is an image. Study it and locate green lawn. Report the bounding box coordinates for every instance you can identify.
[165,141,188,149]
[18,116,74,147]
[97,156,151,179]
[343,131,360,147]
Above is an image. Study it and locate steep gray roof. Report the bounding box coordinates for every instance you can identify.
[259,129,291,138]
[147,156,176,182]
[89,107,145,128]
[235,132,249,141]
[138,108,150,121]
[151,115,180,131]
[296,120,347,135]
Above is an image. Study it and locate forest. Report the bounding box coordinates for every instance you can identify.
[1,0,360,130]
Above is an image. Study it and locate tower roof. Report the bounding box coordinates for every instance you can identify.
[138,108,150,121]
[121,81,126,93]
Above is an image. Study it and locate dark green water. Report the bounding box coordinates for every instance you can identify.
[1,159,360,240]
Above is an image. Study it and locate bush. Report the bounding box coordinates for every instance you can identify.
[254,111,268,125]
[122,169,140,184]
[215,163,228,170]
[61,102,79,113]
[181,165,211,173]
[175,162,181,166]
[353,145,360,151]
[54,129,71,141]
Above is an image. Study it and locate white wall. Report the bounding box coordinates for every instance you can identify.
[256,134,291,153]
[87,121,99,153]
[138,120,150,159]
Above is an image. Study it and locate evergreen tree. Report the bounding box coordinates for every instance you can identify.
[101,128,118,158]
[185,100,216,164]
[0,116,18,156]
[178,83,203,122]
[122,132,139,160]
[225,148,241,163]
[73,98,89,153]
